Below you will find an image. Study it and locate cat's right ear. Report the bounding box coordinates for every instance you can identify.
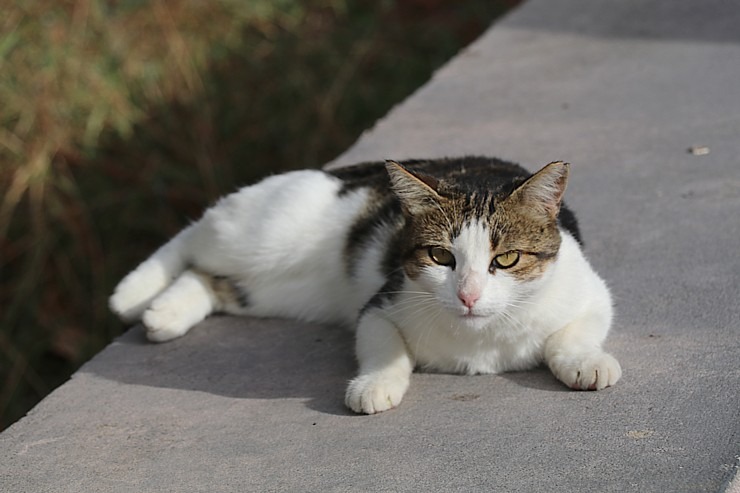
[385,160,443,215]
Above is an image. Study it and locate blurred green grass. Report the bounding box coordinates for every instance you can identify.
[0,0,517,430]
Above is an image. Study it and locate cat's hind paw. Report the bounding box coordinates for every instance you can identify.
[345,373,410,414]
[109,273,157,323]
[140,271,215,342]
[550,351,622,391]
[142,302,193,343]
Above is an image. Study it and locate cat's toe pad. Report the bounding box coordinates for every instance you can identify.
[345,373,409,414]
[552,352,622,391]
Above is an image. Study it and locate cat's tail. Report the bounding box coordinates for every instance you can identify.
[109,225,193,322]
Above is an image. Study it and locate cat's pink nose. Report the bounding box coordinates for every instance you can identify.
[458,291,480,309]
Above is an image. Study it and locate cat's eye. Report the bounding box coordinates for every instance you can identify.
[429,247,455,267]
[492,251,520,270]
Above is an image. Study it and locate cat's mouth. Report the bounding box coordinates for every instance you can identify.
[462,312,485,319]
[446,302,493,322]
[459,308,491,320]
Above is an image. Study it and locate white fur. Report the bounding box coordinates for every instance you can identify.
[346,221,620,413]
[395,229,616,376]
[110,169,620,414]
[111,171,383,336]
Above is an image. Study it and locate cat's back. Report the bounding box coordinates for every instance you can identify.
[206,156,578,273]
[328,156,528,195]
[197,169,373,274]
[210,157,532,238]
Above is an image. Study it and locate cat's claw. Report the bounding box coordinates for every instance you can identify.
[345,373,409,414]
[551,352,622,391]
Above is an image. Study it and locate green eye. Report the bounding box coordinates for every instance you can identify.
[429,247,455,267]
[492,251,520,269]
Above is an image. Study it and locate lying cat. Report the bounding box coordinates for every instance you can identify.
[110,157,621,414]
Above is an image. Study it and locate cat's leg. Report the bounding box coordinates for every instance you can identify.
[110,226,193,322]
[142,269,218,342]
[544,311,622,390]
[345,310,414,414]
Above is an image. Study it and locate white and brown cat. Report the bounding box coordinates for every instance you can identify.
[110,157,621,414]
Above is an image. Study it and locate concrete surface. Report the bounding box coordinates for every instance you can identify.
[2,0,739,491]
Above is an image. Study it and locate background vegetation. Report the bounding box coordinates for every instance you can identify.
[0,0,517,430]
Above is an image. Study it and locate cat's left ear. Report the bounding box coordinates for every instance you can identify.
[509,161,569,218]
[385,160,443,215]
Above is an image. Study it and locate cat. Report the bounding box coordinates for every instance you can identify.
[109,156,621,414]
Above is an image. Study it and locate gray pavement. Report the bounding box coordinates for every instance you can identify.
[2,0,739,491]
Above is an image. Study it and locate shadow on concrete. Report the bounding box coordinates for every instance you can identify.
[82,314,569,414]
[499,366,570,392]
[81,316,358,416]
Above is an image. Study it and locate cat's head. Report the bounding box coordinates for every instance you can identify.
[386,160,568,329]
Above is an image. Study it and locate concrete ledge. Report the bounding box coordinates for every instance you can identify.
[2,1,739,491]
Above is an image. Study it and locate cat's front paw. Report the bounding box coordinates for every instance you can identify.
[345,372,410,414]
[550,351,622,391]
